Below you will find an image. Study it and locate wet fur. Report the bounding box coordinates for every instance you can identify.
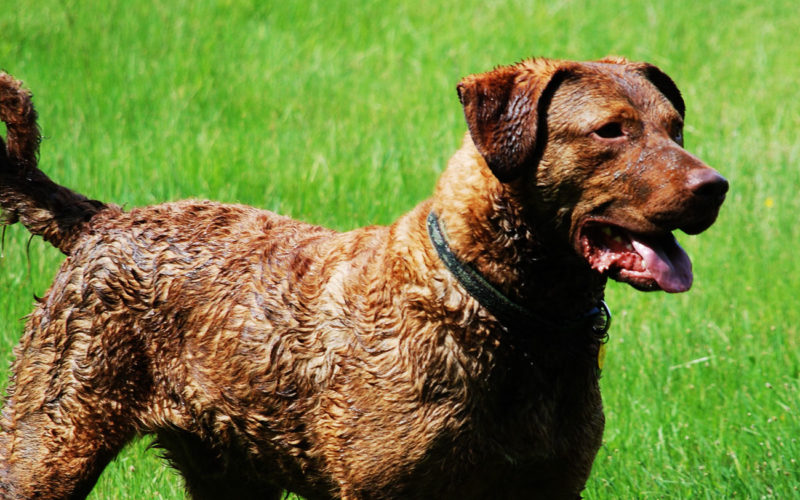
[0,58,723,499]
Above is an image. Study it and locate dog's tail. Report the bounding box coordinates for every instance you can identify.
[1,72,110,255]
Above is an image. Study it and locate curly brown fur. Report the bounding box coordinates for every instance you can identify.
[0,58,726,499]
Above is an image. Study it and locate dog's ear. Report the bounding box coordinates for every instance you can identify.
[457,61,571,183]
[637,63,685,118]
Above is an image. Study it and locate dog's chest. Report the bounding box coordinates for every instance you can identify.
[473,352,603,454]
[373,358,605,498]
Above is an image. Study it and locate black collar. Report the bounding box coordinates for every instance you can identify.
[426,211,611,337]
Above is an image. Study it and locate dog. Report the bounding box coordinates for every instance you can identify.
[0,56,726,499]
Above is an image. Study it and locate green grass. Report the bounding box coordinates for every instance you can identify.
[2,0,799,497]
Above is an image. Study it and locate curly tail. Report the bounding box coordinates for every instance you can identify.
[0,72,111,255]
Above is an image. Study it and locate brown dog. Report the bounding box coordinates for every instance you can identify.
[0,57,726,499]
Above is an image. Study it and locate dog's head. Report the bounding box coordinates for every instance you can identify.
[457,57,727,293]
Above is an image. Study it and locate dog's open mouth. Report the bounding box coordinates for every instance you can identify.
[579,223,693,293]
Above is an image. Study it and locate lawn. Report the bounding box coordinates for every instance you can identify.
[1,0,798,497]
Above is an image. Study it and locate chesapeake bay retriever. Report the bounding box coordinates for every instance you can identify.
[0,57,727,499]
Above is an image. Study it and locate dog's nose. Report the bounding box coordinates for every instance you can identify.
[687,168,728,205]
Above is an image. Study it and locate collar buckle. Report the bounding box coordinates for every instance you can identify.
[591,300,612,340]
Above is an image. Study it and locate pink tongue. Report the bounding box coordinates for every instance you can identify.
[631,236,693,293]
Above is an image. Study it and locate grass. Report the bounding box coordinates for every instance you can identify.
[1,0,799,497]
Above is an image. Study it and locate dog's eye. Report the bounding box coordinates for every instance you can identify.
[592,122,625,140]
[674,130,684,145]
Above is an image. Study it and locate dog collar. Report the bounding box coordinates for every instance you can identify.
[426,211,611,337]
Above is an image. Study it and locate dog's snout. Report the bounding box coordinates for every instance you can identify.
[687,168,728,204]
[669,167,728,235]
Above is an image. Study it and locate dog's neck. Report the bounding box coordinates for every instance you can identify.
[431,135,607,320]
